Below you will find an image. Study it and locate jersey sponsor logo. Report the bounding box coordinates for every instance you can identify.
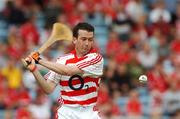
[68,75,84,90]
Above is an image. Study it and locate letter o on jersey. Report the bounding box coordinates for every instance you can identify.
[68,75,84,90]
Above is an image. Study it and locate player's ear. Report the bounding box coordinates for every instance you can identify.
[72,37,77,44]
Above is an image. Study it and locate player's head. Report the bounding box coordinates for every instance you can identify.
[73,22,94,38]
[72,22,95,56]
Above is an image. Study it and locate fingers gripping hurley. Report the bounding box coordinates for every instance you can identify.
[38,23,73,54]
[22,57,31,67]
[22,23,73,67]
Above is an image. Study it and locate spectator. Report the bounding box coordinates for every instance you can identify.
[98,82,121,119]
[115,42,132,64]
[28,89,51,119]
[110,62,132,95]
[111,3,133,41]
[44,0,63,27]
[105,30,121,58]
[16,84,32,119]
[163,81,180,116]
[1,60,23,90]
[147,62,168,93]
[7,25,25,60]
[132,14,148,42]
[149,28,162,51]
[2,0,26,25]
[125,0,146,22]
[149,90,163,119]
[174,3,180,35]
[0,42,7,68]
[149,0,171,23]
[167,64,180,90]
[128,31,143,49]
[0,73,6,110]
[19,13,40,49]
[126,89,142,118]
[170,33,180,54]
[137,41,158,69]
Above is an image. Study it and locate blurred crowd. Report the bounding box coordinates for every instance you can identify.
[0,0,180,119]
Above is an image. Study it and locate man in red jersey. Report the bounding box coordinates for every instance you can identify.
[25,22,104,119]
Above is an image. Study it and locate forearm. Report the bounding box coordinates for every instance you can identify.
[32,69,56,94]
[39,59,81,76]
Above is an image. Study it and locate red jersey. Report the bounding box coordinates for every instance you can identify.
[45,49,104,107]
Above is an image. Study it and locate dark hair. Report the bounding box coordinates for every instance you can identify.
[73,22,94,38]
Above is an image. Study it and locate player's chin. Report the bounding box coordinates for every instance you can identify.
[82,49,89,55]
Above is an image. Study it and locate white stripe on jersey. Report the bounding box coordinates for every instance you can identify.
[62,92,97,102]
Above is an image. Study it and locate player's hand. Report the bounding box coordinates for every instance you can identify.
[24,56,37,72]
[30,52,41,64]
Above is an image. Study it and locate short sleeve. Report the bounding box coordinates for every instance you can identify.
[76,53,104,77]
[44,70,61,84]
[44,57,64,84]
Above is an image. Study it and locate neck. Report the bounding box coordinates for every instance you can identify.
[74,48,95,58]
[76,52,84,58]
[75,48,84,58]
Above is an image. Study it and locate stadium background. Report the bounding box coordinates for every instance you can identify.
[0,0,180,119]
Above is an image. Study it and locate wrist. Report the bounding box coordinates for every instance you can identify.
[31,52,41,64]
[30,65,37,72]
[38,58,42,64]
[34,57,41,64]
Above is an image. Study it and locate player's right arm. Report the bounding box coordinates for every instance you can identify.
[32,70,57,94]
[25,57,57,94]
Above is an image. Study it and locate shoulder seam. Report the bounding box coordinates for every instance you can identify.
[77,54,102,68]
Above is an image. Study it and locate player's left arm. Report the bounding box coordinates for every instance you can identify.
[27,51,82,76]
[39,59,83,76]
[37,53,103,76]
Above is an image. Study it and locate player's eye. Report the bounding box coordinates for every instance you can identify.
[80,37,87,41]
[88,38,93,42]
